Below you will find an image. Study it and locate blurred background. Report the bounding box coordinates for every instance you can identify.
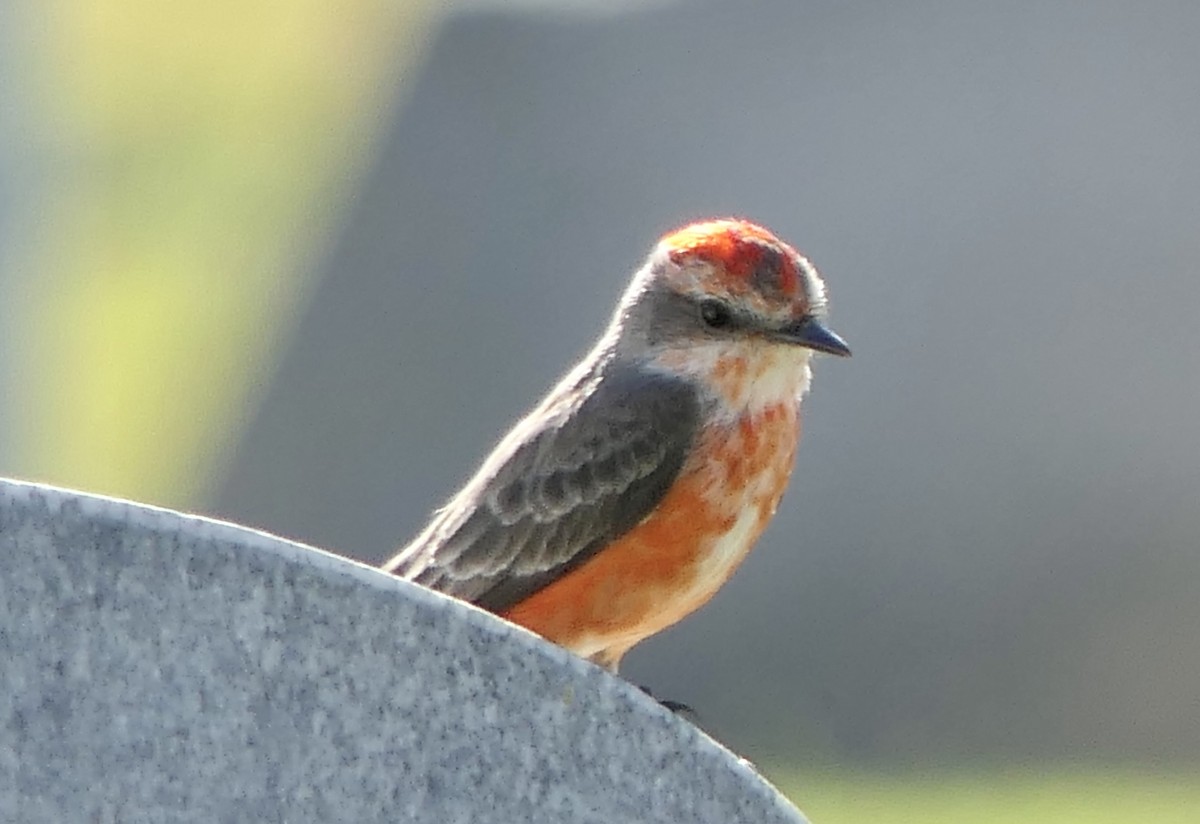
[3,1,1198,820]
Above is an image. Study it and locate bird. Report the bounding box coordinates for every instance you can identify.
[383,218,849,674]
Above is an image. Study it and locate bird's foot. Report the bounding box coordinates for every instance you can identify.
[639,685,697,718]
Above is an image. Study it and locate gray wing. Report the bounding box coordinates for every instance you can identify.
[382,363,701,613]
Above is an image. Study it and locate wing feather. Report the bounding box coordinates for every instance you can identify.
[383,363,701,613]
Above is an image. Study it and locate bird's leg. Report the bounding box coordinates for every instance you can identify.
[589,648,696,716]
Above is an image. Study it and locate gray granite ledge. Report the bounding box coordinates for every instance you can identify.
[0,478,808,823]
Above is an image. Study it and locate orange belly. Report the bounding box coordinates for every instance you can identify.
[500,402,799,670]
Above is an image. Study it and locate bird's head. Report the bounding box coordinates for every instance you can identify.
[615,218,851,366]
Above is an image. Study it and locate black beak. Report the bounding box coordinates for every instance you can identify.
[776,316,852,357]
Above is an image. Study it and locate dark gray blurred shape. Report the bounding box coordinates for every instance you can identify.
[0,479,808,823]
[216,2,1200,764]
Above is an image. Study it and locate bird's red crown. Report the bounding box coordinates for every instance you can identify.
[659,218,805,302]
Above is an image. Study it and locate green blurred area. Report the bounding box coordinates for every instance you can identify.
[6,0,434,506]
[769,766,1200,824]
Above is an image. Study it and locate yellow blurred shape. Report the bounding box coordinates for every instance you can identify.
[12,0,436,506]
[770,765,1200,824]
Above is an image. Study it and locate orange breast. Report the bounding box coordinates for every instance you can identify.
[500,401,799,669]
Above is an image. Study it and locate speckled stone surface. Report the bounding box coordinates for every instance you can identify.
[0,479,808,823]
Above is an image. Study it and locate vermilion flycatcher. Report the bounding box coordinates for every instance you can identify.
[383,218,849,673]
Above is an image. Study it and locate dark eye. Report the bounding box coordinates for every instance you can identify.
[698,299,733,329]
